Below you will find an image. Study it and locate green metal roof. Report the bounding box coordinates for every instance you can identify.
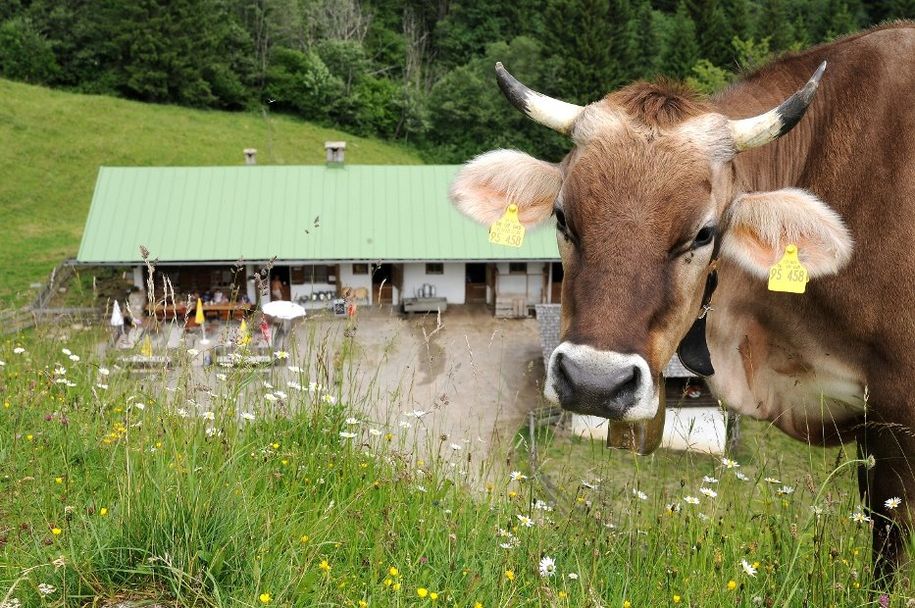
[77,165,560,264]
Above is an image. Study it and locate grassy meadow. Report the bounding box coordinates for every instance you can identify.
[1,317,912,608]
[0,78,420,304]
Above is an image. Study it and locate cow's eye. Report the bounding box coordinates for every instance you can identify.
[692,225,716,248]
[554,207,567,232]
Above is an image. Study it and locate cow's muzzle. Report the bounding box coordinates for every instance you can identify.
[544,342,658,420]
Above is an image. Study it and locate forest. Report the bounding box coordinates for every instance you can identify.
[1,0,912,162]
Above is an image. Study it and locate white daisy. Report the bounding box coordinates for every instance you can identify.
[776,485,795,496]
[699,487,717,498]
[735,471,750,481]
[368,428,383,436]
[201,411,215,420]
[740,559,757,577]
[187,348,200,357]
[98,367,110,376]
[449,443,462,450]
[702,475,719,484]
[568,572,579,580]
[215,373,227,381]
[510,471,528,482]
[68,354,80,362]
[273,391,288,400]
[850,510,872,524]
[339,431,357,439]
[264,393,278,402]
[405,409,429,419]
[345,417,361,425]
[62,348,72,356]
[274,351,289,359]
[633,489,648,500]
[684,495,700,505]
[516,514,534,528]
[287,365,301,373]
[721,457,740,468]
[538,556,557,577]
[885,497,902,509]
[13,347,26,354]
[241,412,255,421]
[763,477,781,484]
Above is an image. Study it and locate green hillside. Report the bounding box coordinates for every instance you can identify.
[0,78,420,303]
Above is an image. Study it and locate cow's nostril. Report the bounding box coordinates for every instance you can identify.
[609,365,640,402]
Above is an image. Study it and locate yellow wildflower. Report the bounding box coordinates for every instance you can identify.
[26,434,33,441]
[505,570,515,581]
[100,508,108,516]
[359,602,368,608]
[300,534,309,543]
[673,595,681,604]
[430,592,438,600]
[272,442,280,449]
[51,527,62,536]
[392,583,401,591]
[727,580,737,590]
[259,593,271,604]
[475,603,484,608]
[319,559,331,573]
[558,591,568,599]
[623,602,632,608]
[389,566,399,577]
[417,588,428,598]
[383,578,392,587]
[55,477,63,484]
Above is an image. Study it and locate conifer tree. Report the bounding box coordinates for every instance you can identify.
[661,1,699,79]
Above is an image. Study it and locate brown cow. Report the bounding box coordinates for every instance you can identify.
[450,23,915,583]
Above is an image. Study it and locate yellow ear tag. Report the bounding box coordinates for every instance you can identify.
[488,204,525,248]
[767,244,808,294]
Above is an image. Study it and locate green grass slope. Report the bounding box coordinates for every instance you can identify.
[0,78,420,303]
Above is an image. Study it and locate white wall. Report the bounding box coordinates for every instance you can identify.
[403,262,466,304]
[495,262,545,305]
[339,264,374,304]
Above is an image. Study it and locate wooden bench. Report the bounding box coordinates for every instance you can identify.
[401,297,448,314]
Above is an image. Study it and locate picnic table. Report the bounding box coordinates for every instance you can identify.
[146,302,253,324]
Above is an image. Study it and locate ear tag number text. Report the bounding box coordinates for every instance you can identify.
[767,244,808,294]
[488,204,525,248]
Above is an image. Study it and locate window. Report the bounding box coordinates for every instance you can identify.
[290,265,334,284]
[509,262,527,274]
[352,263,368,275]
[425,263,444,275]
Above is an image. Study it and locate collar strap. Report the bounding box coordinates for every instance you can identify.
[675,249,720,378]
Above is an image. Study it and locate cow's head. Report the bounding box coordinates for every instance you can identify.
[450,62,853,421]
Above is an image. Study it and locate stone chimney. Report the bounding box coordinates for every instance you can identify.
[325,141,346,167]
[243,148,257,165]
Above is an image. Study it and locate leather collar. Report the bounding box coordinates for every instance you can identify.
[675,247,720,377]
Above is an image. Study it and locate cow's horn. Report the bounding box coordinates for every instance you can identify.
[728,61,826,151]
[495,62,584,135]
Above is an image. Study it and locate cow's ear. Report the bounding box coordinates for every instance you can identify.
[721,188,853,278]
[450,150,561,227]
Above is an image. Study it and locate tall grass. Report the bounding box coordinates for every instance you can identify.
[0,317,909,607]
